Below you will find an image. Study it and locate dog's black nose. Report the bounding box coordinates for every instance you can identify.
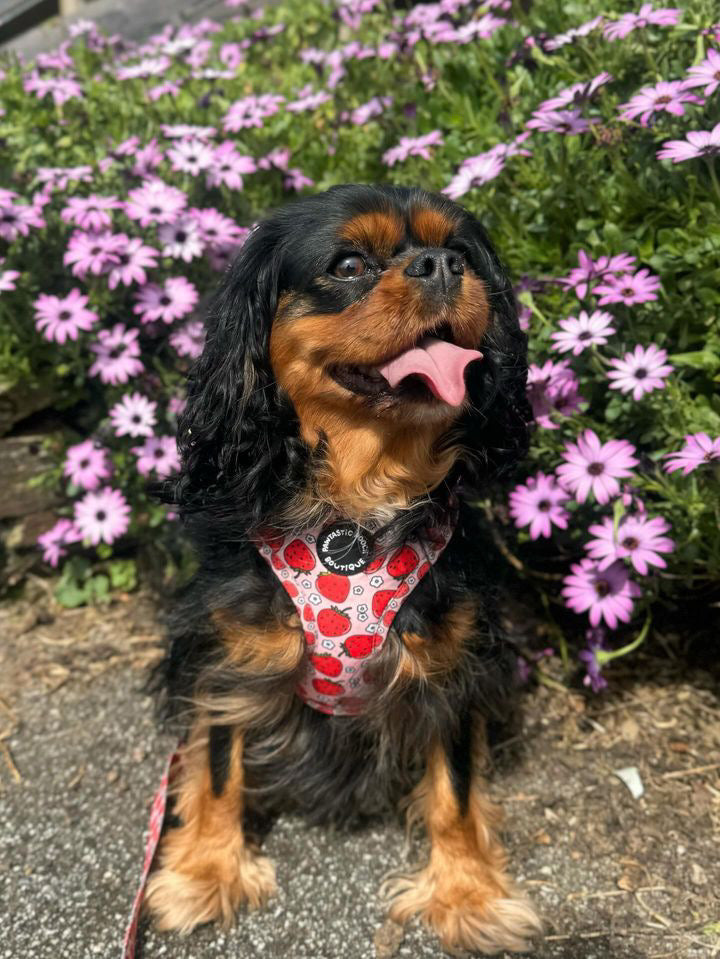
[404,248,464,294]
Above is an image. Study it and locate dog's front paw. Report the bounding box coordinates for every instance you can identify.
[382,861,543,955]
[144,834,276,935]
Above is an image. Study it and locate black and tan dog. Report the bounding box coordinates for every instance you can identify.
[146,184,542,954]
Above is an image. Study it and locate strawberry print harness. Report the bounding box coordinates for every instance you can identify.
[256,513,457,716]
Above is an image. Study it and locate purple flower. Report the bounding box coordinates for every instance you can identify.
[536,72,613,112]
[125,179,187,227]
[158,216,204,261]
[527,359,585,429]
[586,514,675,575]
[593,268,661,306]
[206,142,256,190]
[169,320,205,358]
[37,518,82,567]
[63,230,125,278]
[562,559,642,629]
[148,81,182,101]
[132,436,181,478]
[664,433,720,475]
[283,168,315,191]
[36,165,93,192]
[550,310,616,355]
[34,289,98,344]
[382,131,444,166]
[160,124,216,140]
[618,81,702,126]
[258,147,290,171]
[0,263,20,292]
[116,56,171,80]
[63,439,111,491]
[578,628,610,692]
[525,109,596,135]
[508,471,570,539]
[223,93,284,132]
[545,15,604,50]
[89,325,144,385]
[682,48,720,96]
[0,200,46,242]
[134,276,198,324]
[191,208,243,248]
[73,487,131,545]
[558,250,637,299]
[557,429,639,505]
[443,136,530,199]
[131,139,165,177]
[286,88,332,113]
[657,121,720,162]
[347,96,393,126]
[106,236,159,289]
[603,4,680,41]
[109,392,158,438]
[167,138,214,176]
[24,71,84,105]
[607,344,674,400]
[60,195,122,231]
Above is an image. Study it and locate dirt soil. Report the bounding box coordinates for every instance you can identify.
[1,581,719,959]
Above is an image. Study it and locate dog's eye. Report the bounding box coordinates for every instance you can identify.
[330,255,367,279]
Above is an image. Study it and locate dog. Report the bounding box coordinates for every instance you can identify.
[145,183,543,954]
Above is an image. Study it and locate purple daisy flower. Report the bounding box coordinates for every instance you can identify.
[578,628,610,692]
[37,518,83,567]
[586,514,674,575]
[130,139,165,178]
[167,138,215,176]
[148,81,182,101]
[34,289,98,344]
[106,236,159,289]
[169,320,205,358]
[382,130,444,166]
[89,325,144,385]
[222,93,285,132]
[206,143,256,190]
[593,268,661,306]
[618,81,702,126]
[60,195,122,231]
[550,310,616,355]
[134,276,198,324]
[545,15,605,50]
[63,230,125,278]
[525,109,596,135]
[508,471,570,540]
[562,559,642,629]
[536,72,613,112]
[0,263,20,292]
[682,48,720,96]
[664,432,720,474]
[527,359,585,429]
[603,4,680,41]
[125,179,187,227]
[283,168,315,191]
[347,96,393,126]
[158,216,204,261]
[191,208,243,248]
[557,429,639,504]
[607,344,674,400]
[131,435,181,478]
[656,121,720,162]
[73,487,131,545]
[109,392,157,438]
[0,201,46,242]
[286,88,332,113]
[63,439,111,491]
[558,250,637,299]
[24,71,84,105]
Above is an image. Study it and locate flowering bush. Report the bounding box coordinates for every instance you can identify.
[1,0,718,684]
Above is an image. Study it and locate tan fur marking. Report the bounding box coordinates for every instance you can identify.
[144,725,276,934]
[382,732,543,954]
[213,609,305,675]
[396,600,476,682]
[339,211,405,258]
[410,207,458,248]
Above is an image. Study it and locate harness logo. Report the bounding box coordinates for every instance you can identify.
[317,521,376,575]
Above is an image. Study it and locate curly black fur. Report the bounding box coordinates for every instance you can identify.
[156,184,531,824]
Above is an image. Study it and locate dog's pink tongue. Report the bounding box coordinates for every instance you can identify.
[378,337,483,407]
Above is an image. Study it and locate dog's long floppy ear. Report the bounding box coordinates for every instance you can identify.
[171,222,307,537]
[452,216,532,493]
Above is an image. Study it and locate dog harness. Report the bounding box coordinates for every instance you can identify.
[255,513,457,716]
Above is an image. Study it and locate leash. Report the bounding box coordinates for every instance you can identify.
[122,748,181,959]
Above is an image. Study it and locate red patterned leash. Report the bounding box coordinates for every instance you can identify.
[122,748,182,959]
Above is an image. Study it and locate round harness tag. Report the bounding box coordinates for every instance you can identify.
[317,521,375,575]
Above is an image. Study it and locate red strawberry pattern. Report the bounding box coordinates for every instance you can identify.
[284,539,315,575]
[316,572,350,603]
[387,545,419,579]
[254,512,456,716]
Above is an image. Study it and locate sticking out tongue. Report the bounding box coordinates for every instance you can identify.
[378,336,483,407]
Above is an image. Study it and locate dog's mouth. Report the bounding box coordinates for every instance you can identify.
[328,323,483,408]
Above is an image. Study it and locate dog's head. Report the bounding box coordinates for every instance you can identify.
[173,185,530,536]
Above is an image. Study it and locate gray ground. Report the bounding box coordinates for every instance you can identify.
[1,590,718,959]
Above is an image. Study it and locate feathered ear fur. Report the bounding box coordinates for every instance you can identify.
[168,222,309,545]
[449,215,532,494]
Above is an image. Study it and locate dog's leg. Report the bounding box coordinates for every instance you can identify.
[144,721,276,934]
[383,719,542,954]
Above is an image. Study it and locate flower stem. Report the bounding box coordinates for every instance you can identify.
[596,612,651,665]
